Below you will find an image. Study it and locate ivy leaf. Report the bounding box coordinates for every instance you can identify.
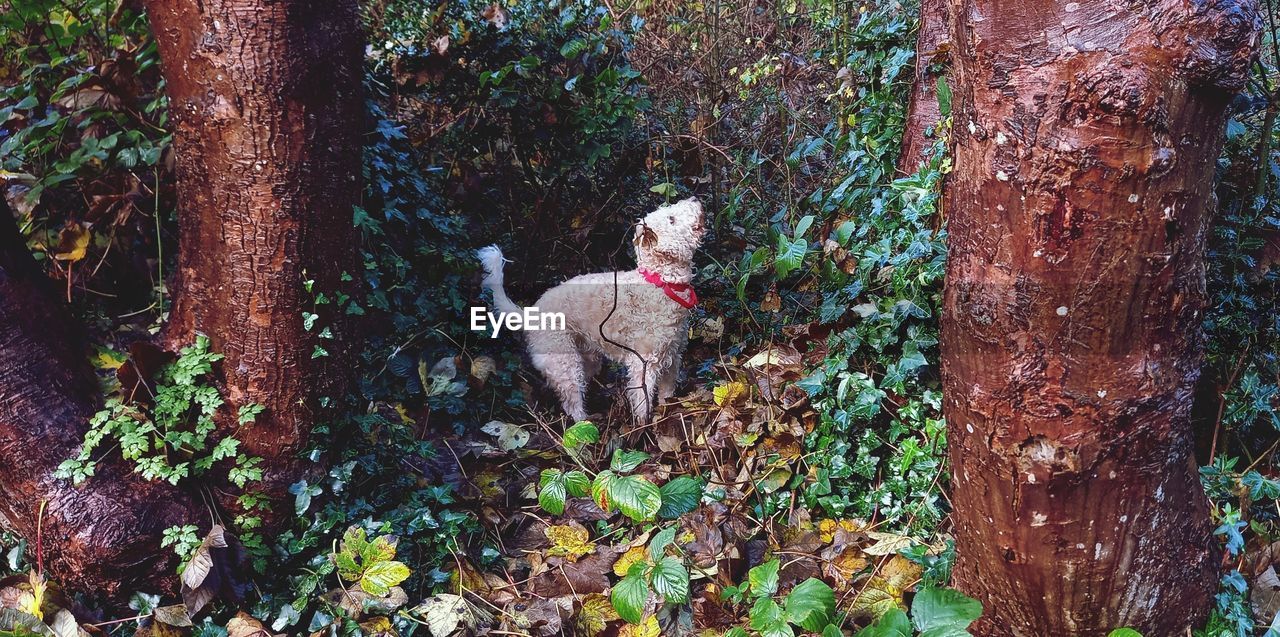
[748,558,781,598]
[785,578,835,631]
[611,572,649,624]
[610,449,649,473]
[911,586,982,637]
[749,597,794,637]
[649,556,690,603]
[607,474,662,521]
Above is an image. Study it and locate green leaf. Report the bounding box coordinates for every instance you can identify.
[564,470,590,497]
[648,527,677,560]
[775,235,808,278]
[785,578,835,631]
[823,625,843,637]
[611,572,649,624]
[538,470,567,515]
[658,476,703,518]
[606,474,662,521]
[649,556,690,603]
[563,421,600,448]
[592,470,615,511]
[1107,630,1143,637]
[723,629,750,637]
[794,214,816,238]
[748,558,781,598]
[936,77,952,117]
[911,586,982,637]
[360,560,410,596]
[749,597,794,637]
[611,448,650,473]
[856,608,912,637]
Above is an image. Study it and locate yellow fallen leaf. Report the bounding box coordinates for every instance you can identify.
[619,614,660,637]
[53,222,90,262]
[545,523,594,561]
[576,593,619,637]
[713,382,748,406]
[614,545,648,577]
[880,554,922,590]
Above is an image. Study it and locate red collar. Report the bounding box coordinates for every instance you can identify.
[638,268,697,309]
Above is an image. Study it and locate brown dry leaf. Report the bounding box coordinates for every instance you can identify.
[226,612,277,637]
[545,522,595,561]
[470,355,497,385]
[527,548,616,597]
[760,288,781,313]
[864,531,914,556]
[575,593,619,637]
[52,223,90,262]
[357,616,397,637]
[154,605,193,628]
[480,3,509,29]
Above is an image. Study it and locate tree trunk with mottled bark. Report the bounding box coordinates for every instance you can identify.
[0,200,199,598]
[898,0,950,174]
[941,0,1259,633]
[0,0,362,597]
[145,0,364,515]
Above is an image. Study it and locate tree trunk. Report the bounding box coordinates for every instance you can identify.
[898,0,950,174]
[0,201,198,598]
[941,0,1259,633]
[144,0,364,513]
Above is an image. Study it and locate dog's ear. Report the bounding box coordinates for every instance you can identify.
[633,221,658,249]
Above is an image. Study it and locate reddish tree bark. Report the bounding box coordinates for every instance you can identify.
[0,200,198,597]
[941,0,1259,633]
[898,0,950,174]
[145,0,364,510]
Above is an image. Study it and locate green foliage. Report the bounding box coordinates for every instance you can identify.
[57,336,263,487]
[608,529,691,623]
[855,586,982,637]
[160,524,201,562]
[332,526,412,597]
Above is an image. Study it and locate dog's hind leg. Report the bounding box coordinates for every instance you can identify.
[528,331,589,423]
[624,355,660,426]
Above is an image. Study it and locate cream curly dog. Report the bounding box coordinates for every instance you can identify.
[478,198,705,425]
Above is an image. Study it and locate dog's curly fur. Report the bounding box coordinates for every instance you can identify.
[479,198,705,424]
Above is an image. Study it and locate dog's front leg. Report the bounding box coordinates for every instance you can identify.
[624,357,660,426]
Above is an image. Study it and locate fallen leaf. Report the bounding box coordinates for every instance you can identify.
[864,531,913,556]
[52,222,90,262]
[575,593,619,637]
[713,382,748,407]
[481,421,530,451]
[545,522,595,561]
[614,546,648,577]
[412,594,473,637]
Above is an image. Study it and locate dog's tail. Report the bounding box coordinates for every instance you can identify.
[477,245,523,317]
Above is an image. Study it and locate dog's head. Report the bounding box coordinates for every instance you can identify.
[633,197,705,268]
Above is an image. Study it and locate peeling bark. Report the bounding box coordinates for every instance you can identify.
[144,0,364,512]
[0,201,198,598]
[898,0,951,174]
[941,0,1260,633]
